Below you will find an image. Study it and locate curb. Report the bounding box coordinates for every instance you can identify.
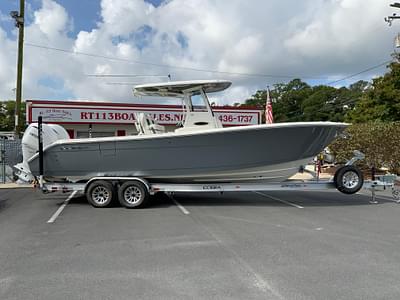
[0,183,33,189]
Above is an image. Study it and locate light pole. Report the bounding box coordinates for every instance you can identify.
[385,2,400,26]
[10,0,25,137]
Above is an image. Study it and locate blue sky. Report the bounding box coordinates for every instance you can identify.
[0,0,164,38]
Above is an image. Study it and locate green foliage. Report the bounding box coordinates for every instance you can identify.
[346,56,400,122]
[329,122,400,174]
[272,79,312,122]
[301,85,337,121]
[0,101,26,132]
[243,79,368,123]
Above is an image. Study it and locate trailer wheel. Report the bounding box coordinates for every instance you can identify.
[118,181,149,208]
[334,165,363,194]
[393,188,400,201]
[86,180,114,208]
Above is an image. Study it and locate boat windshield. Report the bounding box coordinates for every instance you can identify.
[189,91,208,112]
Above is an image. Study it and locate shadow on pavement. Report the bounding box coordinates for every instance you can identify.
[68,192,173,209]
[171,191,394,207]
[63,190,394,208]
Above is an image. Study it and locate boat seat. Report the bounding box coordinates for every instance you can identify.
[135,113,166,135]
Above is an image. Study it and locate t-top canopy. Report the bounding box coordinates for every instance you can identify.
[133,80,232,97]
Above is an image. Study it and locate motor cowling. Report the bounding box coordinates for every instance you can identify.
[14,123,70,182]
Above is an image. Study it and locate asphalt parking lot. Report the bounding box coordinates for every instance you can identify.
[1,188,400,300]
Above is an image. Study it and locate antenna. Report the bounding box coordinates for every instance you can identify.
[385,13,400,26]
[386,3,400,52]
[386,3,400,26]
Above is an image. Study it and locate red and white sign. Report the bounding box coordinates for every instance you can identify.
[27,101,261,126]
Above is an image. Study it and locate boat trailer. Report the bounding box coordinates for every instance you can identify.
[38,169,399,208]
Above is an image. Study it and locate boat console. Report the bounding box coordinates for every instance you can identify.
[134,113,166,135]
[134,80,231,134]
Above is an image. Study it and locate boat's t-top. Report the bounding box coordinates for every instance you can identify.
[133,80,232,133]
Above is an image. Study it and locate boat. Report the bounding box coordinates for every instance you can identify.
[22,80,347,184]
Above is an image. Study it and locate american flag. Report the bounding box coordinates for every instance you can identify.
[265,88,274,124]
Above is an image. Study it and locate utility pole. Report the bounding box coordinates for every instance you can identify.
[10,0,25,137]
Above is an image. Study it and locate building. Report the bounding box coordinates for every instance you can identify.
[26,100,262,138]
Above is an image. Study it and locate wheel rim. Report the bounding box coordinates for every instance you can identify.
[124,186,142,204]
[342,171,359,189]
[393,189,400,200]
[91,186,111,204]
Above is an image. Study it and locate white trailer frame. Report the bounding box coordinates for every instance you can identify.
[40,175,398,204]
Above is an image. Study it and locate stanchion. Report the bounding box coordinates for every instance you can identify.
[369,187,378,204]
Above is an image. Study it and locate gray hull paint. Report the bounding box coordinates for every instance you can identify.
[28,123,344,183]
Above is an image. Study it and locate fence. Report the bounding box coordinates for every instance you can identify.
[0,137,22,183]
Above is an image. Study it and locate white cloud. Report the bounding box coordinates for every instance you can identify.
[33,0,69,39]
[100,0,154,36]
[210,86,256,106]
[0,0,397,104]
[284,0,394,74]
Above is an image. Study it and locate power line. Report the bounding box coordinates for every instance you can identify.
[25,42,392,85]
[87,74,169,78]
[326,60,391,85]
[25,42,327,80]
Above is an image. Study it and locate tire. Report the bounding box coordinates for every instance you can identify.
[118,181,149,208]
[393,188,400,201]
[334,165,364,194]
[86,180,114,208]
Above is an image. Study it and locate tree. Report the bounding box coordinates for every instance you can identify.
[329,122,400,174]
[0,101,26,132]
[243,79,312,122]
[346,55,400,122]
[301,85,338,121]
[243,79,367,123]
[272,79,312,122]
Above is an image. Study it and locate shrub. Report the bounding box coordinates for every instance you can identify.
[329,122,400,174]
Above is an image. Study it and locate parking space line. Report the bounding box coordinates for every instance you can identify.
[253,191,304,209]
[172,198,190,215]
[47,191,77,223]
[169,195,190,215]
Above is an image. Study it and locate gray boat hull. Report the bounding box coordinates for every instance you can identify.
[28,122,346,183]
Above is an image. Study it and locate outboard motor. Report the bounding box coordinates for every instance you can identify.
[14,123,70,182]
